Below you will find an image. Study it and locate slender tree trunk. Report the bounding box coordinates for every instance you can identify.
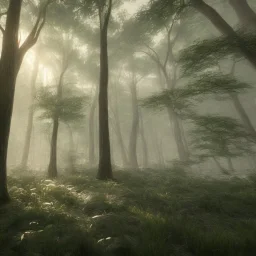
[178,118,189,156]
[0,0,22,204]
[48,117,59,178]
[111,81,128,167]
[139,110,148,168]
[129,80,139,169]
[212,157,230,175]
[229,93,256,136]
[167,107,189,161]
[88,89,97,166]
[20,55,39,169]
[229,0,256,28]
[227,157,235,172]
[159,64,189,162]
[47,65,67,178]
[97,1,113,180]
[191,0,256,69]
[149,124,165,167]
[67,124,75,172]
[112,111,128,167]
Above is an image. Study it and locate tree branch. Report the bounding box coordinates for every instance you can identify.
[19,0,52,55]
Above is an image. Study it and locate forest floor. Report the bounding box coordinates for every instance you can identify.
[1,168,256,256]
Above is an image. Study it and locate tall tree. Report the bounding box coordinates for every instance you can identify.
[0,0,51,204]
[47,48,70,178]
[96,0,113,180]
[20,50,40,169]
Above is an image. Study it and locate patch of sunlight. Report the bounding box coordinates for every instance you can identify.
[105,193,123,206]
[129,206,166,223]
[77,192,93,203]
[157,192,170,199]
[97,237,112,243]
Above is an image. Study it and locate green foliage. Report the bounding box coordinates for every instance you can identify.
[141,72,251,117]
[140,88,196,117]
[35,85,89,123]
[179,32,256,76]
[2,169,256,255]
[190,115,255,160]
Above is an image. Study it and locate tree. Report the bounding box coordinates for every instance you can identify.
[20,49,40,169]
[36,82,87,177]
[190,115,255,174]
[96,0,113,179]
[179,39,256,137]
[0,0,52,204]
[189,0,256,68]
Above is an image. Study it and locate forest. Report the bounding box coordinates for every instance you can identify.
[1,0,256,255]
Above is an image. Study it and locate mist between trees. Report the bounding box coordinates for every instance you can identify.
[1,0,256,200]
[1,1,256,254]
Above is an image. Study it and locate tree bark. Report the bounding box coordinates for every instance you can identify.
[20,54,39,169]
[0,0,22,204]
[88,88,97,166]
[191,0,256,69]
[97,0,113,180]
[229,0,256,29]
[129,80,139,169]
[139,110,148,168]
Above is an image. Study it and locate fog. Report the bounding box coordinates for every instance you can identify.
[1,0,254,178]
[2,0,256,254]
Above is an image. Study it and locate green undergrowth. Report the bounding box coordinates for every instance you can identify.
[1,168,256,255]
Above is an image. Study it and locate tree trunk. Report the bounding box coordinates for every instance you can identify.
[129,80,139,169]
[20,54,39,169]
[191,0,256,69]
[112,111,128,167]
[0,0,22,204]
[97,2,113,180]
[47,64,67,178]
[48,117,59,178]
[88,89,97,166]
[167,107,189,161]
[230,93,256,137]
[212,157,230,175]
[139,110,148,168]
[179,119,190,157]
[67,124,75,172]
[227,157,235,172]
[229,0,256,28]
[111,81,128,167]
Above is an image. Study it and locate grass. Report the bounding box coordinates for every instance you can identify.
[1,168,256,255]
